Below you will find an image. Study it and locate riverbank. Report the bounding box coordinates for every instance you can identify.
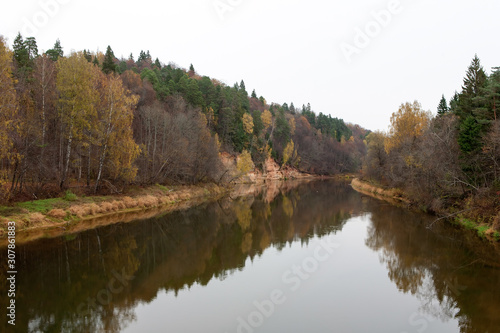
[0,183,229,245]
[0,175,327,245]
[350,178,410,205]
[351,178,500,243]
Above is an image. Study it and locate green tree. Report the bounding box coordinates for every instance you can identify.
[102,45,116,74]
[185,79,204,106]
[25,37,38,60]
[83,49,92,62]
[458,55,488,119]
[12,33,29,72]
[46,39,63,62]
[458,115,482,154]
[437,95,448,116]
[482,67,500,121]
[449,91,459,113]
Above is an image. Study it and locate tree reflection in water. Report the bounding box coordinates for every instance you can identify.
[1,181,499,333]
[365,201,500,333]
[0,181,360,333]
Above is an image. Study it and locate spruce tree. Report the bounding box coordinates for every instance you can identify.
[102,45,116,74]
[251,89,257,99]
[12,33,28,68]
[449,92,460,114]
[458,55,488,118]
[437,95,448,116]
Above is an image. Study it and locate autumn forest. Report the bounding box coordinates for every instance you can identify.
[0,34,365,202]
[1,34,500,234]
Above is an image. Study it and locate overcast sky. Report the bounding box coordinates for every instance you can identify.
[1,0,499,131]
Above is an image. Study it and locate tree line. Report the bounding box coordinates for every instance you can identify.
[364,55,500,229]
[0,34,366,201]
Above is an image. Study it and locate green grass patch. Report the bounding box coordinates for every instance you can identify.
[17,198,64,213]
[0,205,24,216]
[155,184,170,192]
[477,225,489,239]
[63,190,78,201]
[494,231,500,241]
[459,218,477,230]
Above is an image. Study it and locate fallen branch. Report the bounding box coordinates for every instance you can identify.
[427,208,473,229]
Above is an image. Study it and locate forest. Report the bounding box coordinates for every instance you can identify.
[0,34,367,202]
[363,55,500,232]
[3,34,498,235]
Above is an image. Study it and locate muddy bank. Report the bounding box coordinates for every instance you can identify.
[350,178,410,205]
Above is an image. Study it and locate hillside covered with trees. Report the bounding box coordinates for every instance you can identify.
[363,55,500,235]
[0,34,367,202]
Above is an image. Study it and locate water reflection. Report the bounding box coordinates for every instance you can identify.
[0,181,361,333]
[365,201,500,333]
[0,181,499,333]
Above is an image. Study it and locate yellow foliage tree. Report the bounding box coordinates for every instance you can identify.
[0,36,18,162]
[261,109,272,132]
[237,149,254,174]
[0,36,18,195]
[385,101,431,154]
[242,112,254,135]
[94,73,140,191]
[282,140,295,166]
[289,118,296,136]
[214,133,221,153]
[56,52,99,188]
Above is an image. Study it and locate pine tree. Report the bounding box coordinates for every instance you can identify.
[251,89,257,99]
[437,95,448,116]
[25,37,38,60]
[102,45,116,74]
[46,39,63,62]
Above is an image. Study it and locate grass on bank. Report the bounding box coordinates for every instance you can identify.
[0,183,221,233]
[455,216,498,240]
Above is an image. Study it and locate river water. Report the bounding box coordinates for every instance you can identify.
[1,180,500,333]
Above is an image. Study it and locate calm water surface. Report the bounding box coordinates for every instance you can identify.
[1,181,500,333]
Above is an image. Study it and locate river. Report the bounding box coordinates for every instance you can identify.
[1,180,499,333]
